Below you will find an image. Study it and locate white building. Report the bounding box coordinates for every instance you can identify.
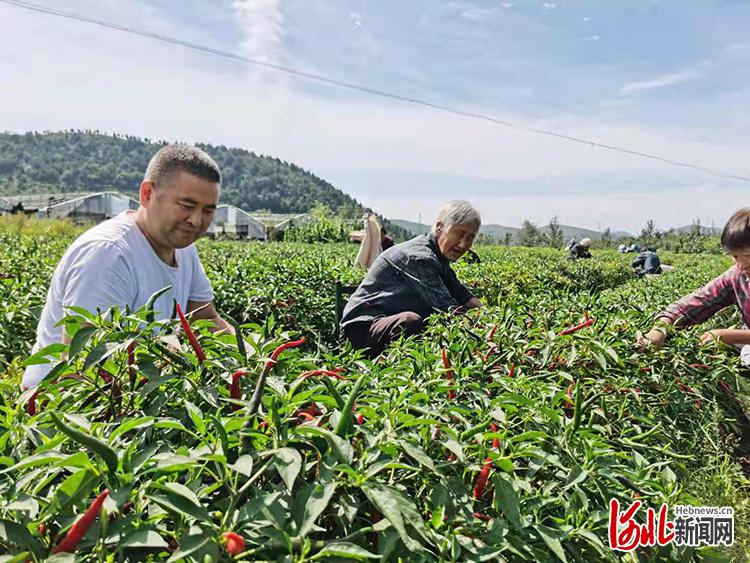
[208,205,267,240]
[0,192,138,222]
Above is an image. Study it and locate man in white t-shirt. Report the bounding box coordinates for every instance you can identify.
[23,144,234,388]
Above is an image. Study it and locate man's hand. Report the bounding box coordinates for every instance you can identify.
[700,330,723,345]
[465,297,482,309]
[699,328,750,346]
[187,301,236,335]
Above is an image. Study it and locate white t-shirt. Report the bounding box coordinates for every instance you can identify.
[23,211,214,388]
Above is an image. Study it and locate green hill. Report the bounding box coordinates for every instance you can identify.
[0,130,365,217]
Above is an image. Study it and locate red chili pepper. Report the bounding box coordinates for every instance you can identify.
[27,390,39,416]
[689,363,710,369]
[53,489,109,553]
[473,457,492,500]
[299,369,347,381]
[258,420,269,431]
[176,303,206,364]
[38,523,47,536]
[507,363,515,378]
[356,413,365,425]
[229,370,250,411]
[719,380,742,406]
[487,323,498,342]
[640,367,652,373]
[222,531,245,556]
[441,348,456,400]
[297,412,315,422]
[447,452,456,462]
[266,337,306,367]
[482,346,497,363]
[560,318,595,335]
[127,342,137,386]
[489,422,499,450]
[473,512,491,522]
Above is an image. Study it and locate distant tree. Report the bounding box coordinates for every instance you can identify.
[517,220,542,247]
[601,227,612,247]
[503,233,513,246]
[547,216,564,248]
[640,219,661,248]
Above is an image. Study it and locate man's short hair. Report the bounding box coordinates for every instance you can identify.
[144,144,221,187]
[433,201,481,233]
[721,208,750,250]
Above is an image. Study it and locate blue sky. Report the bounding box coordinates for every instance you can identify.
[1,0,749,232]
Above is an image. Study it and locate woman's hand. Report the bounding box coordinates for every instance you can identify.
[636,328,667,352]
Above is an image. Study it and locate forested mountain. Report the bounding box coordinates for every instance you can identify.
[0,131,364,217]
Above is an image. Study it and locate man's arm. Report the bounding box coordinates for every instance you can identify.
[187,301,236,335]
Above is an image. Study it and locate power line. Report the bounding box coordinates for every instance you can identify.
[3,0,750,183]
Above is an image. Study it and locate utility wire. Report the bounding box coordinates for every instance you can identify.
[3,0,750,183]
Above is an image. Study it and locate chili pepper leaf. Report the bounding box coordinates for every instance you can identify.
[0,552,32,563]
[491,474,523,530]
[1,451,66,473]
[313,541,379,560]
[295,426,354,465]
[184,402,205,434]
[0,519,43,558]
[150,484,211,522]
[82,341,119,371]
[166,533,212,563]
[362,482,425,552]
[293,482,336,538]
[117,528,169,549]
[399,440,436,472]
[49,414,119,473]
[110,417,155,442]
[269,447,303,493]
[48,468,97,514]
[534,524,569,563]
[229,455,254,477]
[564,464,588,490]
[67,326,98,359]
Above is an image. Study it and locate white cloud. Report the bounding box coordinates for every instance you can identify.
[0,3,748,233]
[582,16,591,22]
[460,8,498,21]
[582,34,600,42]
[231,0,284,84]
[350,11,363,28]
[619,68,706,96]
[542,3,557,11]
[501,2,514,8]
[726,43,750,57]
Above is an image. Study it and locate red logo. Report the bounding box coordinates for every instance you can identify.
[608,498,675,551]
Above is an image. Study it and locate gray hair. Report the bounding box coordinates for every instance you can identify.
[432,201,481,233]
[144,144,221,186]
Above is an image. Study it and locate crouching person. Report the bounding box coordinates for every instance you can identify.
[341,201,483,357]
[637,208,750,350]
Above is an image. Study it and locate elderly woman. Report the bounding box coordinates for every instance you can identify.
[341,201,483,357]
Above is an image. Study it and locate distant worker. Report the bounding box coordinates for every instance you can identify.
[631,247,662,275]
[637,208,750,352]
[568,238,592,260]
[380,227,395,251]
[22,145,234,389]
[341,201,483,357]
[617,243,627,253]
[565,237,576,252]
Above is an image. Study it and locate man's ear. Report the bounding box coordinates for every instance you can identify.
[140,180,155,206]
[435,222,443,237]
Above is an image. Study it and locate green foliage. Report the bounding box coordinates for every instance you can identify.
[0,236,748,561]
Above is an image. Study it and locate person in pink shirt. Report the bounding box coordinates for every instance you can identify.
[638,208,750,350]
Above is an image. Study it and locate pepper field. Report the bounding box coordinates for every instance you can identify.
[0,234,748,562]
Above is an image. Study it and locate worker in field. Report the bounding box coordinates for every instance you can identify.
[631,247,662,275]
[341,200,483,357]
[567,237,592,260]
[22,144,234,389]
[637,208,750,353]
